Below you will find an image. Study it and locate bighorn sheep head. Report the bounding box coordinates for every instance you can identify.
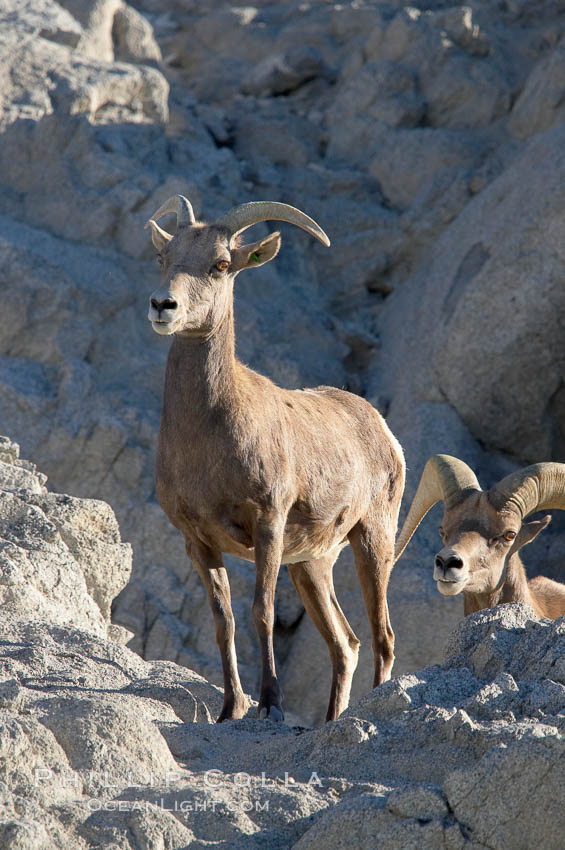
[394,455,565,596]
[144,195,330,337]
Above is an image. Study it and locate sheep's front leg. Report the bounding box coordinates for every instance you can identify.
[185,538,248,722]
[252,515,285,720]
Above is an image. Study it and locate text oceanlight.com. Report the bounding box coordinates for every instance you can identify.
[86,798,272,813]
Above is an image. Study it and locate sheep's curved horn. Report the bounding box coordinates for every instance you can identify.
[394,455,481,562]
[489,463,565,518]
[144,194,196,235]
[217,201,330,247]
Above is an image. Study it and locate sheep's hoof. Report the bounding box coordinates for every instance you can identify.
[259,705,284,722]
[217,695,249,722]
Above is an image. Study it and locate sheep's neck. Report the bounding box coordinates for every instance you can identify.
[164,305,239,428]
[463,553,538,616]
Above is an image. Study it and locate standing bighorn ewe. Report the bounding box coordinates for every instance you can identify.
[145,194,405,722]
[395,454,565,618]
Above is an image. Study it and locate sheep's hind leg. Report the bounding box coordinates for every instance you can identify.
[185,538,248,722]
[252,514,285,721]
[288,554,360,721]
[348,510,396,687]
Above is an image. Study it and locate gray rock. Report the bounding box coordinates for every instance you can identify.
[509,37,565,139]
[436,7,491,57]
[231,109,323,169]
[386,784,448,819]
[372,122,565,472]
[113,4,162,65]
[242,46,327,96]
[444,737,565,850]
[368,127,487,209]
[0,438,47,494]
[1,457,564,849]
[0,438,131,638]
[0,0,83,47]
[59,0,122,61]
[327,61,425,133]
[431,126,565,461]
[444,602,565,685]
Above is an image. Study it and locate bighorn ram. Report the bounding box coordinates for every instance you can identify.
[395,454,565,618]
[145,194,405,722]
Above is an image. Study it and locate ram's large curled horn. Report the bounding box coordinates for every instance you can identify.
[489,463,565,518]
[217,201,330,247]
[144,194,196,238]
[394,454,481,562]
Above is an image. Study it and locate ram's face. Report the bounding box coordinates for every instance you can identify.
[147,223,281,338]
[145,196,328,339]
[433,492,522,596]
[148,225,235,337]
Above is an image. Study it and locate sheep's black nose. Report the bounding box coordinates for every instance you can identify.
[447,556,463,570]
[435,554,463,571]
[151,297,177,313]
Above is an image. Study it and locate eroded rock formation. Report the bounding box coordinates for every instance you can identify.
[0,443,563,849]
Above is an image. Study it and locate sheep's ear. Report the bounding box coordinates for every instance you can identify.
[146,219,173,253]
[230,232,281,273]
[515,515,552,549]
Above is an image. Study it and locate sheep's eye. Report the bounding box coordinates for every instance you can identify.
[439,527,445,538]
[215,260,229,273]
[156,254,164,267]
[503,530,516,542]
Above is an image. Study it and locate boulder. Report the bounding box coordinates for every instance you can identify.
[509,37,565,139]
[113,4,162,65]
[0,437,131,638]
[242,46,327,97]
[58,0,122,62]
[326,61,425,134]
[0,0,83,47]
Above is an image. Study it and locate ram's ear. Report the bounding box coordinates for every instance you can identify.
[230,232,281,273]
[515,515,552,550]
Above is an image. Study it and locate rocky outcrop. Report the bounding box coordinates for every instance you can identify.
[0,438,131,641]
[1,449,563,849]
[1,0,565,726]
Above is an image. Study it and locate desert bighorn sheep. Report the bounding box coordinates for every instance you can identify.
[395,454,565,618]
[145,194,405,722]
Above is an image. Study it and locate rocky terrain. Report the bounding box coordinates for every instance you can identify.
[1,0,565,729]
[1,439,564,849]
